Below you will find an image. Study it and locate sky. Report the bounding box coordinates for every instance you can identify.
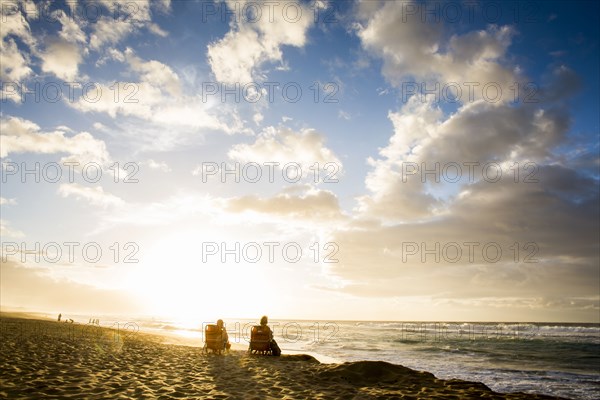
[0,0,598,323]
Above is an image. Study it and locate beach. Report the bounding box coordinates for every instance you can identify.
[0,316,568,399]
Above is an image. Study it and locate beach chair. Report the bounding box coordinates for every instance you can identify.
[203,324,226,355]
[248,325,272,355]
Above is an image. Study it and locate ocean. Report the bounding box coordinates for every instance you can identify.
[289,320,600,400]
[144,318,600,400]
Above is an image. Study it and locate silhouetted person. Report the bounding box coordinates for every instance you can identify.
[216,319,231,350]
[58,313,62,322]
[260,315,280,356]
[260,316,273,340]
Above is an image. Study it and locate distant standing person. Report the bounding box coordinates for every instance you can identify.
[58,313,61,322]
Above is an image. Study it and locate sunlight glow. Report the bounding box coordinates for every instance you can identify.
[126,230,270,321]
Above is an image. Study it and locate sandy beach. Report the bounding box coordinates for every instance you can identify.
[0,316,570,399]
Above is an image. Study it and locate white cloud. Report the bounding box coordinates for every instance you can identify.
[0,37,32,82]
[69,49,240,140]
[40,39,83,81]
[58,183,124,208]
[357,1,520,102]
[70,81,162,119]
[152,99,244,133]
[0,197,17,206]
[148,22,168,37]
[227,188,343,221]
[207,0,314,84]
[89,17,135,50]
[55,9,86,44]
[17,0,39,20]
[358,153,443,219]
[228,126,342,176]
[0,4,35,45]
[338,110,351,120]
[207,27,267,84]
[72,98,247,154]
[88,193,226,232]
[123,48,181,96]
[356,84,571,221]
[95,0,155,22]
[88,1,171,50]
[0,219,25,238]
[155,0,172,14]
[253,112,264,125]
[0,116,111,166]
[0,4,35,91]
[415,103,567,165]
[145,159,171,172]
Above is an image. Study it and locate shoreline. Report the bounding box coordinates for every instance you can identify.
[0,310,341,363]
[0,316,569,399]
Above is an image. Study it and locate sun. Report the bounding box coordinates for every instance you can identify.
[125,230,270,323]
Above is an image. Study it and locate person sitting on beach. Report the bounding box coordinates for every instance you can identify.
[260,316,273,340]
[217,319,231,351]
[260,316,280,356]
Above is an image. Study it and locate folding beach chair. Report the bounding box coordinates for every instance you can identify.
[248,325,273,355]
[203,324,226,355]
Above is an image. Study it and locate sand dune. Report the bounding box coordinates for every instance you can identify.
[0,317,568,399]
